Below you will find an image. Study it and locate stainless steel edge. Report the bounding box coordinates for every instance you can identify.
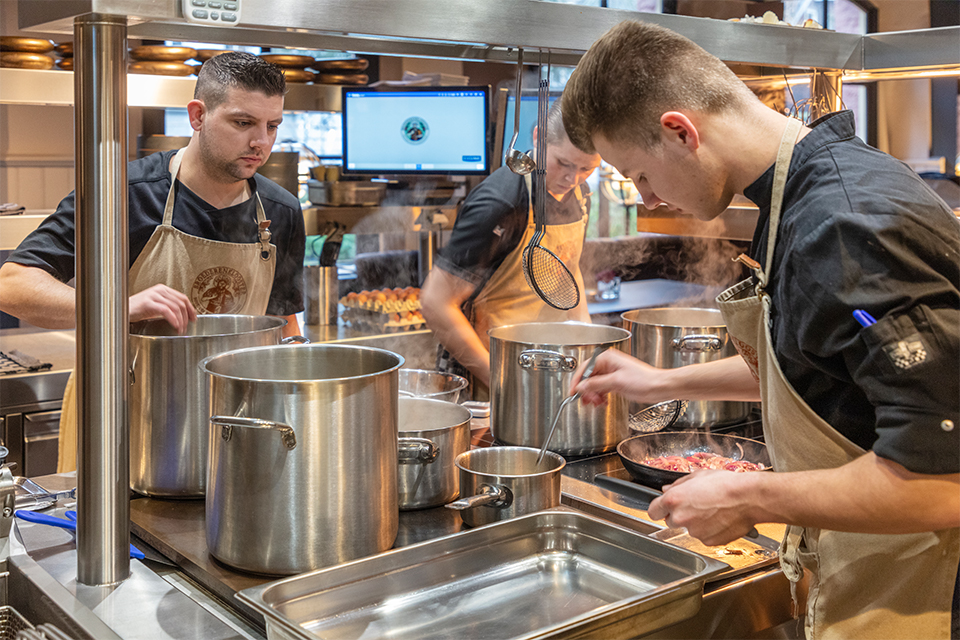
[861,26,960,70]
[21,0,868,70]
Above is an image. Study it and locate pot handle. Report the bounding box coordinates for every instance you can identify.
[211,416,297,450]
[518,349,577,372]
[281,335,311,345]
[672,335,723,352]
[444,483,512,510]
[398,437,439,464]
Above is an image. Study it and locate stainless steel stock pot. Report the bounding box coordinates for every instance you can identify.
[488,322,631,457]
[397,397,472,510]
[129,314,292,497]
[201,343,403,576]
[621,308,752,427]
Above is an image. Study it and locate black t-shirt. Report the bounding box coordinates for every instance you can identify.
[745,110,960,474]
[9,150,305,316]
[435,165,590,288]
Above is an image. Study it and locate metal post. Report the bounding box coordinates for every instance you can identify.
[74,13,130,587]
[810,70,843,122]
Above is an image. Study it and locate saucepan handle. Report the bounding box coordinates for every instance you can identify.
[281,335,311,345]
[518,349,577,372]
[445,483,512,510]
[211,416,297,450]
[398,437,439,464]
[672,335,723,352]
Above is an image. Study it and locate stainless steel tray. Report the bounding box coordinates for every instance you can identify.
[13,477,76,511]
[238,508,728,640]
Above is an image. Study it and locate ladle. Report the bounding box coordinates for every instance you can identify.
[505,48,535,175]
[537,346,603,466]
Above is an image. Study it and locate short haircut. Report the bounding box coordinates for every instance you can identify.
[542,100,569,147]
[562,20,756,153]
[194,51,287,110]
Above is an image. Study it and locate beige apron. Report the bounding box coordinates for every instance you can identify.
[466,175,590,400]
[471,174,590,344]
[57,148,277,472]
[717,117,960,639]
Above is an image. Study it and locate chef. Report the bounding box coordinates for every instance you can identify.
[562,20,959,640]
[0,51,306,472]
[420,101,601,398]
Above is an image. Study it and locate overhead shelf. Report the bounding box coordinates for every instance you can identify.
[17,0,958,72]
[0,68,342,109]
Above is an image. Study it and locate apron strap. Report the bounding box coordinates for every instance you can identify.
[759,117,803,288]
[164,147,272,260]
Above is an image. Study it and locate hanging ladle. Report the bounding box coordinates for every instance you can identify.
[537,346,603,466]
[505,48,536,175]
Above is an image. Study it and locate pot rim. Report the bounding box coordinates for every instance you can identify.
[454,446,566,477]
[398,397,472,436]
[200,343,404,383]
[620,307,726,329]
[487,321,630,347]
[130,314,287,341]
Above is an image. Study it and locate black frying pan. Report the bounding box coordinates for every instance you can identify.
[617,431,771,491]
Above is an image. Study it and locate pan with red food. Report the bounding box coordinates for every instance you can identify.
[617,431,771,490]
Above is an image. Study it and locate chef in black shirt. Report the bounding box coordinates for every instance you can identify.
[563,20,959,639]
[0,52,306,471]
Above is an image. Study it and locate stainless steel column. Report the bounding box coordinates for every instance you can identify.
[809,70,843,121]
[74,13,130,586]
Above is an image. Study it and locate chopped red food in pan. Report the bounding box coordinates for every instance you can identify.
[641,452,767,473]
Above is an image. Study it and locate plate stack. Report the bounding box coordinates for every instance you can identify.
[312,58,369,85]
[194,49,232,64]
[54,42,73,70]
[0,37,55,70]
[129,45,197,76]
[260,53,317,84]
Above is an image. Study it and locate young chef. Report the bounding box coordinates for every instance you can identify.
[420,102,601,398]
[563,20,960,639]
[0,51,306,471]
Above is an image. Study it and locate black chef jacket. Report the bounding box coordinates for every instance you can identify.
[744,110,960,475]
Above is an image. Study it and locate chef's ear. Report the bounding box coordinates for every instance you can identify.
[186,99,206,132]
[660,112,700,150]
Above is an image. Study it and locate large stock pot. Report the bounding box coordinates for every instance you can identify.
[489,322,631,457]
[129,314,291,497]
[621,308,752,427]
[201,343,403,576]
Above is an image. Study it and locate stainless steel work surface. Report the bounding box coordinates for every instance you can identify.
[239,509,728,640]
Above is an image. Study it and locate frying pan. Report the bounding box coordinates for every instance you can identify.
[617,431,771,490]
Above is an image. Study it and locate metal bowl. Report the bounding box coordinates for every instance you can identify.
[398,368,468,403]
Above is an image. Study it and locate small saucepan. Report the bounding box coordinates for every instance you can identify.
[445,446,565,527]
[618,431,771,491]
[397,397,472,510]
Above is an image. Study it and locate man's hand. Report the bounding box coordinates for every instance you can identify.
[130,284,197,333]
[570,349,670,406]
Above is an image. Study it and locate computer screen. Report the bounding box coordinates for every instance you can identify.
[491,88,560,171]
[342,86,490,175]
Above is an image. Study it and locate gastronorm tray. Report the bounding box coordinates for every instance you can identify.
[237,508,728,640]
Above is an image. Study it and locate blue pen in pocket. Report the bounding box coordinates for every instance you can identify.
[853,309,877,328]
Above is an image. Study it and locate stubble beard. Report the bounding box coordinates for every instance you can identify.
[197,132,255,185]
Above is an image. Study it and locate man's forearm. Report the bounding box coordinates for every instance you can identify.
[0,262,77,329]
[664,356,762,402]
[746,452,960,533]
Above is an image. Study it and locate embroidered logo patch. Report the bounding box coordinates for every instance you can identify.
[191,267,248,314]
[731,336,761,384]
[882,333,928,371]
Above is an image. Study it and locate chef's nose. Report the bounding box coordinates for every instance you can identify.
[249,124,273,149]
[636,183,663,208]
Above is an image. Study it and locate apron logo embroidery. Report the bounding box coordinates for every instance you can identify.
[731,336,761,383]
[882,333,928,371]
[191,267,248,314]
